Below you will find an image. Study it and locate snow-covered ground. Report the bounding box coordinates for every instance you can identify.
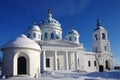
[1,70,120,80]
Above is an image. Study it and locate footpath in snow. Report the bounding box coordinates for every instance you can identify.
[1,70,120,80]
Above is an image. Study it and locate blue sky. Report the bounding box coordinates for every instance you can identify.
[0,0,120,65]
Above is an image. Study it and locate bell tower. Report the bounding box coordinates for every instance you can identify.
[92,19,113,70]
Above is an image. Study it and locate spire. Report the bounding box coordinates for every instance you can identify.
[48,9,52,18]
[97,18,101,27]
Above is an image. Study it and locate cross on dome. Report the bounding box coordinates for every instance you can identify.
[33,21,37,25]
[97,18,101,27]
[48,9,52,18]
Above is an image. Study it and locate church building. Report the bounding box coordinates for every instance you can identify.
[1,9,113,78]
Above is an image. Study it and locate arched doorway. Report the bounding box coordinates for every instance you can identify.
[105,60,109,70]
[18,56,27,74]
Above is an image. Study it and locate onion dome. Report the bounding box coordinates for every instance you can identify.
[94,19,105,31]
[1,34,40,50]
[29,22,41,31]
[40,9,61,27]
[67,29,79,35]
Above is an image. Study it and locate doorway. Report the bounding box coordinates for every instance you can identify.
[105,60,109,70]
[18,56,27,74]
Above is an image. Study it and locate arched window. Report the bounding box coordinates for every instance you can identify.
[44,33,48,39]
[33,33,36,38]
[51,33,54,39]
[75,37,77,41]
[56,35,60,39]
[56,32,60,39]
[69,37,72,41]
[102,33,106,39]
[95,34,98,40]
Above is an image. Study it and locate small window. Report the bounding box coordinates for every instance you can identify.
[95,34,98,40]
[95,47,97,52]
[56,35,60,39]
[94,61,97,66]
[75,37,77,41]
[38,34,41,39]
[69,37,72,41]
[45,20,48,23]
[88,61,91,67]
[104,46,107,51]
[28,33,30,38]
[44,33,48,39]
[51,33,54,39]
[102,33,106,39]
[78,59,79,66]
[46,58,50,67]
[41,35,42,40]
[33,33,36,38]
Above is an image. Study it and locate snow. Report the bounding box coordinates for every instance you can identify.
[1,34,40,50]
[1,70,120,80]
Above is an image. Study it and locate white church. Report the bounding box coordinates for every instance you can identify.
[1,9,113,78]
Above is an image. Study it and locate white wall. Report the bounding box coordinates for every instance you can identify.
[2,48,41,78]
[84,53,98,72]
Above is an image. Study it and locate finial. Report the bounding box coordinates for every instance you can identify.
[97,18,101,26]
[48,9,51,14]
[48,9,52,18]
[33,21,36,25]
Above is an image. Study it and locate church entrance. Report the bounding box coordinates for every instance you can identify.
[105,60,109,70]
[18,56,27,74]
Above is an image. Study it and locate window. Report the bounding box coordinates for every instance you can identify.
[94,61,97,66]
[69,37,72,41]
[28,33,30,38]
[38,34,41,39]
[33,33,36,38]
[41,35,42,40]
[78,59,79,66]
[75,37,77,41]
[102,33,106,39]
[46,58,50,67]
[56,35,60,39]
[45,20,48,23]
[44,33,48,39]
[95,34,98,40]
[51,33,54,39]
[88,61,91,67]
[104,46,107,51]
[95,47,97,52]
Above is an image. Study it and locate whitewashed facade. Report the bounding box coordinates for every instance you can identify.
[1,10,113,78]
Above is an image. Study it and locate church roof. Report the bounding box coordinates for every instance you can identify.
[40,9,61,27]
[94,26,105,31]
[67,29,79,35]
[28,22,41,32]
[94,19,105,31]
[39,39,83,48]
[1,34,40,50]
